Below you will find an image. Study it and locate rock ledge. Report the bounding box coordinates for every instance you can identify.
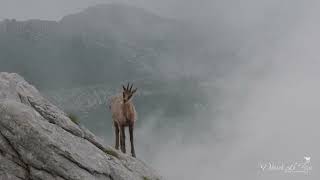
[0,72,161,180]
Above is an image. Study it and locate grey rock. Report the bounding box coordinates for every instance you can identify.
[0,72,162,180]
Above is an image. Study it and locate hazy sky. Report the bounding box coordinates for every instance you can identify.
[0,0,112,20]
[0,0,208,20]
[0,0,308,21]
[0,0,184,20]
[0,0,315,33]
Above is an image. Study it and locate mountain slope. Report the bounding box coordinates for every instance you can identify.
[0,72,162,180]
[0,3,209,89]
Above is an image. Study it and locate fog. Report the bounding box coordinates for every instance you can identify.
[147,20,320,178]
[134,1,320,179]
[1,0,320,179]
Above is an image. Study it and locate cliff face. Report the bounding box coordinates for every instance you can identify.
[0,72,162,180]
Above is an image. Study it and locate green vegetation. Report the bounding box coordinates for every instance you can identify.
[142,176,150,180]
[104,148,119,159]
[67,113,80,125]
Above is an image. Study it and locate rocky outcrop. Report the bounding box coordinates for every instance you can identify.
[0,72,161,180]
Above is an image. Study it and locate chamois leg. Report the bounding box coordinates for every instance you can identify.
[129,123,136,157]
[114,121,119,150]
[120,125,126,153]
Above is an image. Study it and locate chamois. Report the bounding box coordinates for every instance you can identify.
[109,83,137,157]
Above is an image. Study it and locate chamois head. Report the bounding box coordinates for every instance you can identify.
[122,83,137,103]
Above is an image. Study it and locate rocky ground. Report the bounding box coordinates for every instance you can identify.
[0,72,162,180]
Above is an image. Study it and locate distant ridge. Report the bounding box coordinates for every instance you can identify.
[0,3,211,89]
